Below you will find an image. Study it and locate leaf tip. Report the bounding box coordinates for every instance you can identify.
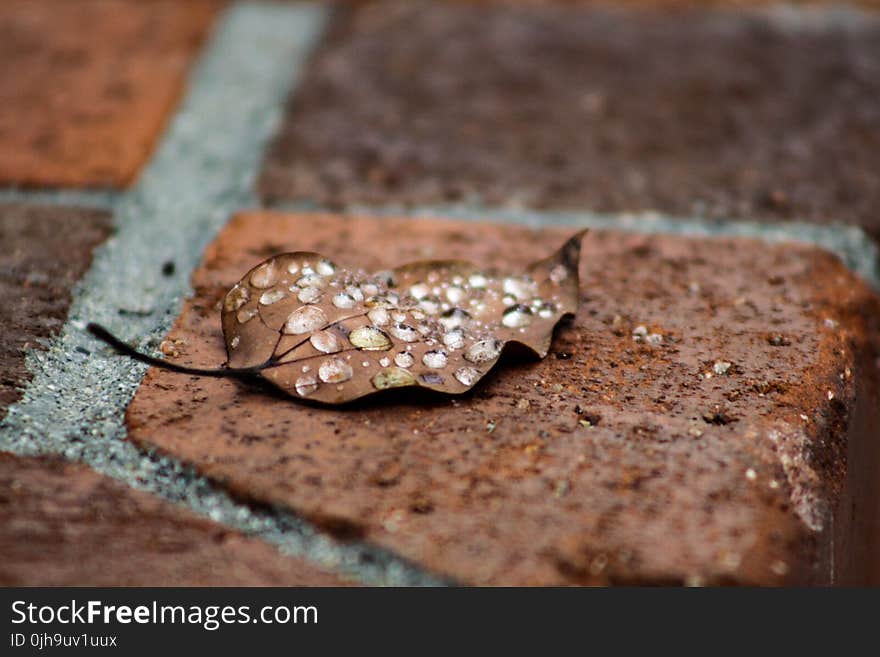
[560,228,588,271]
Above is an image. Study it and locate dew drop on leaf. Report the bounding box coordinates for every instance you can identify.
[442,330,465,350]
[389,322,420,343]
[316,259,336,276]
[422,350,448,369]
[318,358,354,384]
[298,287,322,304]
[332,293,357,309]
[250,262,277,288]
[454,366,480,386]
[259,289,287,306]
[224,285,249,312]
[368,308,390,326]
[237,308,258,324]
[295,375,318,397]
[502,304,534,328]
[371,368,417,390]
[284,306,326,334]
[465,339,503,364]
[310,330,341,354]
[349,326,393,351]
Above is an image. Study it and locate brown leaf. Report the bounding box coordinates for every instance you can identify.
[219,229,587,403]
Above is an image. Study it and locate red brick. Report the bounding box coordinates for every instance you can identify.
[453,1,880,7]
[124,212,880,585]
[0,453,348,586]
[0,204,112,416]
[0,0,222,188]
[260,1,880,239]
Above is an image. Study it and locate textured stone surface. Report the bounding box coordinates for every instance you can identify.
[0,0,222,188]
[0,453,348,586]
[126,211,880,585]
[260,1,880,239]
[0,204,112,416]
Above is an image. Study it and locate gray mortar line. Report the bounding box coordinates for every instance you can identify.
[0,2,444,587]
[318,203,880,291]
[0,187,120,211]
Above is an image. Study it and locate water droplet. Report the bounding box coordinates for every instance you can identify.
[295,375,318,397]
[373,270,395,287]
[286,261,300,275]
[362,283,380,297]
[550,264,568,284]
[537,302,556,318]
[297,274,326,288]
[465,339,503,364]
[237,308,258,324]
[284,306,326,334]
[446,286,465,304]
[442,330,465,350]
[420,373,444,385]
[368,308,390,326]
[349,326,393,351]
[502,304,534,328]
[230,336,240,349]
[389,322,420,342]
[318,358,353,383]
[468,273,488,288]
[409,283,430,299]
[379,357,391,367]
[454,366,479,386]
[224,285,249,312]
[316,259,336,276]
[345,286,365,302]
[250,262,278,288]
[298,287,321,304]
[259,289,287,306]
[422,350,448,368]
[333,293,357,309]
[439,308,471,330]
[394,352,415,368]
[503,277,535,301]
[419,297,441,315]
[310,330,341,354]
[362,361,370,367]
[371,368,416,390]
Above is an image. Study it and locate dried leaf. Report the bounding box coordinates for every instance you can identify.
[89,230,586,404]
[220,229,586,403]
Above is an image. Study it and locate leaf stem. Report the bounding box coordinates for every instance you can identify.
[86,323,259,379]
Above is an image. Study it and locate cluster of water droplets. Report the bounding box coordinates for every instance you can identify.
[223,253,564,399]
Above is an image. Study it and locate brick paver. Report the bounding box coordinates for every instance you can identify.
[260,1,880,239]
[0,0,222,188]
[0,204,112,416]
[126,211,880,585]
[0,453,347,586]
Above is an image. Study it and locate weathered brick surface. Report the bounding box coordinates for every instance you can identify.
[126,211,880,585]
[261,1,880,239]
[0,0,222,188]
[0,204,112,416]
[0,453,348,586]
